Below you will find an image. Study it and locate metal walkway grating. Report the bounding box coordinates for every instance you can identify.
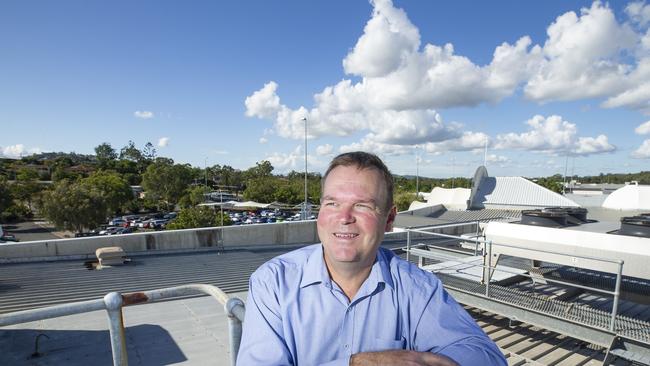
[436,272,650,344]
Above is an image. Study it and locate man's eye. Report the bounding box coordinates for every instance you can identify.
[325,202,338,207]
[354,203,374,211]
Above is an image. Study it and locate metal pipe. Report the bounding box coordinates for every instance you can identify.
[226,297,246,365]
[104,292,128,366]
[406,230,411,263]
[485,240,492,297]
[0,298,105,327]
[610,260,624,331]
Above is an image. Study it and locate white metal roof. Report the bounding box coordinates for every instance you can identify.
[602,184,650,210]
[474,176,579,208]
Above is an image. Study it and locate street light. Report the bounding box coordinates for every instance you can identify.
[415,145,419,201]
[302,117,308,220]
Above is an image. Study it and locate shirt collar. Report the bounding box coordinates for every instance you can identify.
[300,245,394,291]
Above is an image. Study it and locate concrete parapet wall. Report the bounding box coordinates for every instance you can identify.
[0,221,319,262]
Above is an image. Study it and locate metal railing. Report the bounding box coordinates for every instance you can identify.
[404,222,625,332]
[0,284,246,366]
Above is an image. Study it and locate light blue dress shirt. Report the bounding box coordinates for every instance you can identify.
[237,244,506,366]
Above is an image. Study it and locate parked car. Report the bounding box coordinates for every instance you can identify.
[149,219,168,230]
[163,212,177,220]
[109,218,126,226]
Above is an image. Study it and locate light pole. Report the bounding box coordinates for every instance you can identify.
[415,146,419,201]
[302,117,308,220]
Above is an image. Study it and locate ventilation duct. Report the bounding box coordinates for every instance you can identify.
[618,214,650,238]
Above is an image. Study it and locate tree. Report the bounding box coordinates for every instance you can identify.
[142,160,193,211]
[142,142,157,161]
[244,160,274,181]
[0,176,13,215]
[41,179,107,233]
[165,206,230,230]
[12,167,42,211]
[83,171,133,217]
[94,142,117,168]
[119,140,143,163]
[244,177,278,203]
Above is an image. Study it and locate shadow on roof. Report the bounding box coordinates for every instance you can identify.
[0,324,186,366]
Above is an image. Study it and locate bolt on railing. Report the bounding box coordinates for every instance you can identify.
[0,284,246,366]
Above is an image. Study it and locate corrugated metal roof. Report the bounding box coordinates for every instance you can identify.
[476,177,579,208]
[395,208,520,228]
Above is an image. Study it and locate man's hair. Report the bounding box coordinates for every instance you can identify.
[322,151,394,211]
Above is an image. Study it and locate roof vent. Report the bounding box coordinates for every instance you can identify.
[520,208,568,227]
[95,246,128,268]
[618,214,650,238]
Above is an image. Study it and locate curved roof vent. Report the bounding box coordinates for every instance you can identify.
[619,214,650,238]
[520,208,568,227]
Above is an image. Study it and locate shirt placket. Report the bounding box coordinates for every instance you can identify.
[342,303,355,356]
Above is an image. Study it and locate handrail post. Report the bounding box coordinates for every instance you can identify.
[406,229,411,263]
[225,297,246,366]
[474,220,479,256]
[485,240,492,297]
[610,260,624,331]
[104,292,128,366]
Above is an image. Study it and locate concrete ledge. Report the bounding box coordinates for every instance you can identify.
[0,221,319,262]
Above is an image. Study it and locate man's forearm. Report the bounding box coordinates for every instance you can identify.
[349,350,459,366]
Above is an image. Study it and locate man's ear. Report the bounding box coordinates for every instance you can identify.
[385,205,397,232]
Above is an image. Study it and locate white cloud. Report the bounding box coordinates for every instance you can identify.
[495,115,615,156]
[316,144,333,156]
[423,131,489,154]
[524,2,637,102]
[244,81,281,119]
[265,145,322,172]
[339,138,411,156]
[342,0,420,78]
[259,137,268,144]
[626,1,650,27]
[574,135,615,155]
[1,144,41,158]
[486,154,509,163]
[134,110,154,119]
[636,120,650,134]
[632,139,650,158]
[244,0,650,155]
[157,137,170,147]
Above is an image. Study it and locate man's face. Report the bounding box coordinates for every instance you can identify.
[317,165,396,270]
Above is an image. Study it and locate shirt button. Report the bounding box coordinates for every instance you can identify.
[344,344,349,349]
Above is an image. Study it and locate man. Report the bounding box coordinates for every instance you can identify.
[237,152,506,365]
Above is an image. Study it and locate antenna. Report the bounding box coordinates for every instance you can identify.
[483,136,488,166]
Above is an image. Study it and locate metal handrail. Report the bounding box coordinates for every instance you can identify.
[0,284,246,366]
[404,224,625,332]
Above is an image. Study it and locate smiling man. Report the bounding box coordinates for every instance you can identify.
[237,152,506,366]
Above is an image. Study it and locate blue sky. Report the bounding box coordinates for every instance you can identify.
[2,0,650,179]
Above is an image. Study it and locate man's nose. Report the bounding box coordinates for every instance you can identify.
[338,204,356,224]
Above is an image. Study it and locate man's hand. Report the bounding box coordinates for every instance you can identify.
[349,350,459,366]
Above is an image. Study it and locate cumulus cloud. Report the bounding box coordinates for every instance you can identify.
[632,139,650,158]
[245,81,281,119]
[157,137,170,147]
[486,154,509,163]
[636,120,650,134]
[495,115,615,156]
[259,137,268,144]
[1,144,41,158]
[244,0,650,157]
[134,110,154,119]
[424,132,489,154]
[266,145,304,171]
[524,2,638,102]
[626,1,650,27]
[316,144,333,156]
